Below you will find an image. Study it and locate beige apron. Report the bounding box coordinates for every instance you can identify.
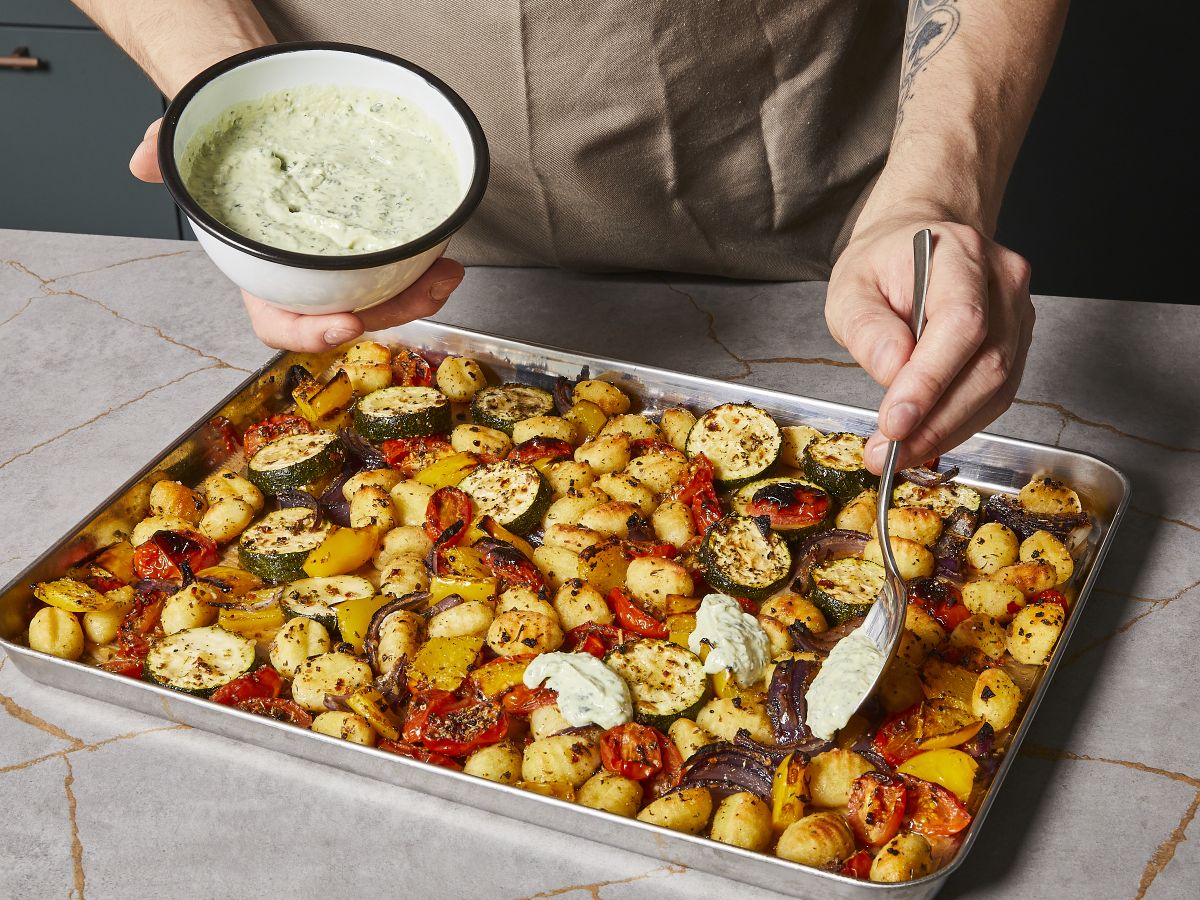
[254,1,902,278]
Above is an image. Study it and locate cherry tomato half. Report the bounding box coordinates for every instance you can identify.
[873,704,923,766]
[608,587,668,639]
[671,454,723,533]
[243,414,313,458]
[211,667,284,706]
[744,482,832,531]
[500,684,558,716]
[908,577,971,632]
[903,775,973,836]
[404,691,508,757]
[391,349,435,387]
[131,530,218,582]
[203,415,241,467]
[507,437,574,466]
[98,657,145,678]
[563,623,626,658]
[377,740,463,770]
[425,487,473,545]
[625,541,679,560]
[1032,589,1069,614]
[381,435,453,471]
[236,698,313,729]
[847,772,909,846]
[644,732,685,800]
[600,723,668,780]
[841,849,874,880]
[479,540,545,592]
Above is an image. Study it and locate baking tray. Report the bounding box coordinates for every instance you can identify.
[0,319,1131,899]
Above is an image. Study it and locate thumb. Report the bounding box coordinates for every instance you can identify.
[130,119,164,183]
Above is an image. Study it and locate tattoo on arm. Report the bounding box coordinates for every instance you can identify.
[896,0,962,130]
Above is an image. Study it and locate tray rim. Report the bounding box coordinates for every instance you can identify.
[0,317,1133,897]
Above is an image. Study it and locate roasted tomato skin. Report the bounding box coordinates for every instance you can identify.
[671,454,722,533]
[403,691,508,757]
[424,487,473,544]
[908,577,971,632]
[499,684,557,716]
[391,349,434,387]
[563,623,625,658]
[236,698,313,728]
[903,775,973,836]
[847,772,909,847]
[873,704,923,766]
[841,850,874,880]
[132,530,218,581]
[744,482,831,530]
[600,723,669,780]
[507,437,573,465]
[211,667,284,706]
[378,740,463,769]
[608,587,668,639]
[243,414,313,458]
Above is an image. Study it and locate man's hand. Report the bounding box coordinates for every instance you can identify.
[826,216,1034,474]
[132,120,465,352]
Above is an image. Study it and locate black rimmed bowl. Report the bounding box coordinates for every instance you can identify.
[159,42,489,315]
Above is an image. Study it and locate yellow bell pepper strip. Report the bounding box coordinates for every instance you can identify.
[771,752,809,833]
[897,749,979,803]
[915,697,986,751]
[217,603,286,637]
[409,635,486,692]
[465,516,536,562]
[195,565,264,598]
[292,368,354,431]
[564,400,607,442]
[429,574,498,605]
[436,546,492,579]
[346,686,402,741]
[335,594,395,654]
[414,452,480,488]
[33,578,114,613]
[303,525,379,577]
[919,659,979,705]
[92,541,136,584]
[472,656,532,698]
[711,668,762,700]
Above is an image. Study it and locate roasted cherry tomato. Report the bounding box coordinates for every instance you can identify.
[600,723,669,780]
[425,487,473,545]
[841,850,874,880]
[203,415,241,467]
[563,623,626,658]
[1031,588,1069,613]
[903,775,973,836]
[478,539,545,592]
[608,587,668,639]
[671,454,722,533]
[391,349,435,387]
[743,482,831,531]
[507,437,573,465]
[236,698,313,728]
[211,666,284,706]
[733,596,760,615]
[381,435,453,471]
[98,657,145,678]
[873,704,923,766]
[377,739,463,769]
[500,684,558,715]
[132,529,218,581]
[242,413,313,458]
[114,584,170,660]
[625,541,679,560]
[908,577,971,632]
[645,731,685,800]
[847,772,909,846]
[404,691,508,757]
[630,438,680,457]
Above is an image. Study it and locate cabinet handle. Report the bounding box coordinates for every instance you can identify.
[1,47,42,70]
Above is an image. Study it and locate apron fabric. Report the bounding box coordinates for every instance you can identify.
[253,1,903,279]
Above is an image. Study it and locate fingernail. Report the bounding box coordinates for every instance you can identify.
[886,402,920,439]
[871,339,901,381]
[430,276,463,303]
[323,328,359,347]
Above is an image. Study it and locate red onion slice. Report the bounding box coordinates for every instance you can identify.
[984,493,1090,541]
[363,592,429,671]
[899,465,960,487]
[791,529,870,592]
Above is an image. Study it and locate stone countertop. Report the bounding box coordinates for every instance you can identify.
[0,228,1196,900]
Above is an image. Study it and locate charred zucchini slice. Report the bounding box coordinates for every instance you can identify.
[808,557,886,626]
[457,461,552,535]
[238,508,330,584]
[802,432,880,503]
[470,384,555,436]
[143,626,255,696]
[699,515,792,601]
[604,638,709,730]
[353,386,451,441]
[685,403,782,487]
[893,480,982,518]
[246,431,343,495]
[279,575,376,632]
[730,477,835,540]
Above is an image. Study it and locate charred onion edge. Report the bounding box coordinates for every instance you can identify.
[679,739,775,801]
[206,587,282,611]
[899,465,960,487]
[791,529,870,593]
[363,592,429,670]
[338,427,389,471]
[983,493,1090,541]
[422,593,466,621]
[766,658,816,745]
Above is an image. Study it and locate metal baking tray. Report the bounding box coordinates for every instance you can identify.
[0,319,1130,898]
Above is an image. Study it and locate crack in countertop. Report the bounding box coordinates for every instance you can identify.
[1013,398,1198,453]
[45,249,196,285]
[0,365,223,474]
[1132,506,1200,535]
[0,723,191,777]
[512,864,685,900]
[64,755,86,900]
[1062,578,1200,667]
[0,680,84,748]
[660,279,752,379]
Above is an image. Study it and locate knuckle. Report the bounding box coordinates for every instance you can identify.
[975,344,1012,393]
[1007,253,1033,289]
[947,302,989,348]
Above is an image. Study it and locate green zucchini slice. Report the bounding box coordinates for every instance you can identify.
[802,432,880,503]
[808,557,886,626]
[144,626,255,696]
[699,515,792,601]
[238,507,330,584]
[730,477,835,541]
[246,431,343,496]
[893,481,982,518]
[457,461,552,534]
[604,638,710,730]
[353,386,451,441]
[470,384,555,436]
[684,403,782,487]
[279,575,376,632]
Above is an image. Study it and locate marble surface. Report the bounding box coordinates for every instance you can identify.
[1,228,1197,900]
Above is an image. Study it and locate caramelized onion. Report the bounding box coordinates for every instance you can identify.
[791,529,870,592]
[984,493,1090,541]
[899,465,960,487]
[363,592,429,670]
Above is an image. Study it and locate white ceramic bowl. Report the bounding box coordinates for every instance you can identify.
[159,43,489,315]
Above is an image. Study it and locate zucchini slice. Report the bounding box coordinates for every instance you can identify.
[279,575,376,632]
[808,557,886,626]
[353,386,451,441]
[470,384,555,436]
[238,507,330,584]
[246,431,343,496]
[144,626,255,696]
[893,480,982,518]
[730,477,835,541]
[604,638,710,730]
[457,461,552,534]
[685,403,782,487]
[802,432,880,503]
[699,515,792,601]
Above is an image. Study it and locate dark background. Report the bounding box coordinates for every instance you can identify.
[996,2,1193,304]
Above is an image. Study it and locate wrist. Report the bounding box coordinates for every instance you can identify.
[854,151,995,241]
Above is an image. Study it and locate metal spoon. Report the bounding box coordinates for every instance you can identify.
[803,229,932,739]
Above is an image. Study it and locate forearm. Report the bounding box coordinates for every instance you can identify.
[72,0,274,97]
[858,0,1069,236]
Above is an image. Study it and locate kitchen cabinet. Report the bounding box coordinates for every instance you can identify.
[0,1,181,239]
